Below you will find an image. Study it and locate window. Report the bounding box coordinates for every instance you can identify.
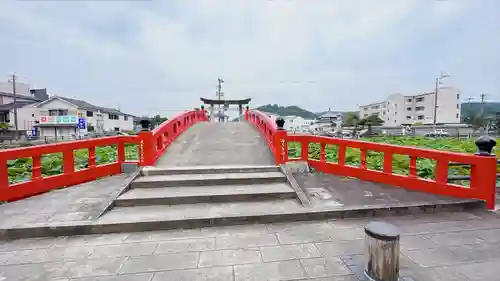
[418,115,424,120]
[456,104,459,109]
[406,116,411,120]
[124,115,128,121]
[86,111,93,117]
[406,107,412,111]
[31,114,35,117]
[108,114,119,120]
[394,120,396,123]
[113,127,120,131]
[457,94,460,99]
[456,113,459,118]
[415,106,425,111]
[371,105,380,109]
[49,110,68,116]
[416,97,424,102]
[406,98,412,102]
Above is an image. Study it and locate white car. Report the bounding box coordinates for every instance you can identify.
[425,129,450,137]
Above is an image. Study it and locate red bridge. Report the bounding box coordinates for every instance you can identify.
[0,107,497,239]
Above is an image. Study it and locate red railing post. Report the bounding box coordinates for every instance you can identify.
[320,143,326,162]
[117,142,126,163]
[300,140,308,161]
[0,155,8,195]
[138,130,155,166]
[470,156,497,210]
[63,149,75,175]
[89,146,97,168]
[274,130,288,165]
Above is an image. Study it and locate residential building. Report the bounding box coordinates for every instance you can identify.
[262,112,315,132]
[0,81,48,131]
[359,87,461,126]
[33,96,135,138]
[317,109,343,124]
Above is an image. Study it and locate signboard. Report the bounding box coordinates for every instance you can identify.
[77,111,85,118]
[77,117,86,129]
[39,115,78,125]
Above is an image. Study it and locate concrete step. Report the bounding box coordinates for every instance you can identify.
[97,199,309,229]
[115,183,296,207]
[142,165,280,176]
[131,172,286,188]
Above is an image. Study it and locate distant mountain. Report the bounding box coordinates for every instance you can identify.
[255,104,317,119]
[461,102,500,120]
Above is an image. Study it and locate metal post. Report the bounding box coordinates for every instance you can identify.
[364,221,400,281]
[433,77,439,131]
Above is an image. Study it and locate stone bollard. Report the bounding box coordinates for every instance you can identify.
[475,135,496,156]
[364,221,400,281]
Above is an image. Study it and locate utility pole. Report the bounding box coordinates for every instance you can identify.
[433,72,450,131]
[216,77,224,104]
[480,93,487,103]
[9,74,19,139]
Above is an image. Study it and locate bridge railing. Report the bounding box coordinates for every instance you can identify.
[0,135,139,201]
[138,109,208,166]
[0,109,207,201]
[246,109,497,210]
[245,110,287,164]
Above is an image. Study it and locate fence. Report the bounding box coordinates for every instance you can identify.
[246,110,498,210]
[0,109,207,202]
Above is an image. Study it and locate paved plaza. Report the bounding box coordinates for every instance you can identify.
[0,210,499,280]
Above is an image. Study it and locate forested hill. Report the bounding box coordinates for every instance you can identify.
[255,104,317,119]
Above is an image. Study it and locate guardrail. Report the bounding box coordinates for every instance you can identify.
[0,109,207,201]
[138,109,208,166]
[245,109,287,165]
[246,109,498,210]
[0,136,139,201]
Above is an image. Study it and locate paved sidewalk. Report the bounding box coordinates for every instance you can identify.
[0,211,499,280]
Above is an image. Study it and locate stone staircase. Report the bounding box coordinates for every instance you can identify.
[97,165,308,230]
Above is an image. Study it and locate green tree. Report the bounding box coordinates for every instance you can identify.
[152,115,168,127]
[359,114,384,127]
[344,112,360,127]
[469,113,487,131]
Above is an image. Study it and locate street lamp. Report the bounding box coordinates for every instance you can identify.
[433,72,450,131]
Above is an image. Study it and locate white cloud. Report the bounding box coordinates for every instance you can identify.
[0,0,498,116]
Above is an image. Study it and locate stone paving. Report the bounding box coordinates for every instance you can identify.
[155,122,275,167]
[0,172,138,229]
[0,211,500,280]
[295,173,480,210]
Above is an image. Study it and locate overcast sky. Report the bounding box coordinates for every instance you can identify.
[1,0,499,117]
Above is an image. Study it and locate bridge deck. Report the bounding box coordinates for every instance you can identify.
[155,122,275,167]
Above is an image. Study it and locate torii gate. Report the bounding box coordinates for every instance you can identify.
[200,97,251,122]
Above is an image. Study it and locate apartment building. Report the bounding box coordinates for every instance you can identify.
[359,87,461,126]
[33,96,135,138]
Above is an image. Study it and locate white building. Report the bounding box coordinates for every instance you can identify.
[33,96,135,138]
[359,87,461,126]
[262,112,315,133]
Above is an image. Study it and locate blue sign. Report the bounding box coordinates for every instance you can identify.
[31,128,37,136]
[78,118,86,129]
